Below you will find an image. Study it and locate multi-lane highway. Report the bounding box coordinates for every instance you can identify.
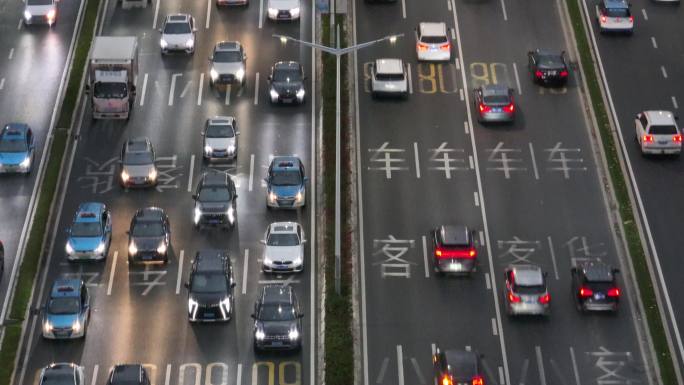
[12,1,317,385]
[580,0,684,377]
[0,0,83,323]
[355,0,657,384]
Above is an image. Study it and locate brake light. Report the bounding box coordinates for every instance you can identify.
[673,134,682,143]
[508,292,521,303]
[441,375,453,385]
[472,376,484,385]
[503,103,514,114]
[539,293,551,304]
[579,287,593,298]
[642,135,654,143]
[417,43,429,51]
[47,9,56,20]
[629,16,634,23]
[435,247,477,259]
[440,42,451,51]
[600,15,607,23]
[479,103,491,114]
[535,70,543,78]
[607,287,620,297]
[560,70,569,77]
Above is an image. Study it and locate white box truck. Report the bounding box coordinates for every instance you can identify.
[86,36,138,120]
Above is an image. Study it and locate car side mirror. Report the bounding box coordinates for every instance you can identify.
[267,75,272,81]
[231,281,236,288]
[192,194,198,199]
[243,54,247,60]
[612,268,620,274]
[84,84,90,94]
[675,116,680,121]
[157,28,162,32]
[131,85,137,95]
[303,76,308,80]
[184,282,189,288]
[263,177,269,183]
[235,131,240,135]
[250,313,255,319]
[302,239,307,243]
[126,230,130,235]
[303,176,309,182]
[259,240,266,244]
[200,132,205,136]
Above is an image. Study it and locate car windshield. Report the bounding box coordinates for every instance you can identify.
[131,221,164,237]
[605,8,629,17]
[267,233,300,246]
[258,304,296,321]
[537,54,563,68]
[198,186,232,202]
[483,95,510,104]
[213,51,242,63]
[514,284,546,295]
[376,73,405,81]
[421,35,447,44]
[271,170,302,186]
[71,222,102,237]
[124,151,154,165]
[273,69,301,82]
[47,297,80,314]
[93,82,127,99]
[191,273,227,293]
[206,124,235,138]
[27,0,53,5]
[0,139,26,152]
[164,22,191,34]
[649,125,678,135]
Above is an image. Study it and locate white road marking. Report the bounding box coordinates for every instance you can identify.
[259,0,264,28]
[236,364,242,385]
[465,345,471,352]
[447,0,452,10]
[536,346,547,385]
[107,251,118,295]
[651,37,657,49]
[254,72,260,104]
[407,63,413,94]
[491,318,498,335]
[569,347,581,385]
[397,345,405,385]
[498,367,505,385]
[180,81,192,98]
[474,191,480,206]
[500,0,508,20]
[376,359,389,384]
[641,8,648,20]
[459,88,464,101]
[469,155,474,169]
[187,155,195,192]
[176,250,184,294]
[414,142,420,178]
[401,0,406,18]
[451,28,456,40]
[485,272,491,290]
[242,249,249,294]
[153,0,161,28]
[139,73,148,106]
[205,0,212,29]
[198,73,204,105]
[672,96,679,110]
[0,78,5,90]
[169,73,182,106]
[17,19,22,30]
[512,62,522,95]
[90,366,99,385]
[529,142,540,180]
[225,86,231,105]
[8,48,14,60]
[422,235,429,278]
[164,364,171,385]
[455,57,460,70]
[249,154,255,191]
[547,236,560,280]
[479,230,485,246]
[661,66,668,79]
[464,120,469,134]
[431,343,436,355]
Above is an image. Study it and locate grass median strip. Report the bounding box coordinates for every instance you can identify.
[564,0,677,383]
[0,0,101,383]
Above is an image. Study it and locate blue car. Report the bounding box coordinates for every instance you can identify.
[65,202,112,261]
[265,156,307,209]
[0,123,34,174]
[42,279,90,339]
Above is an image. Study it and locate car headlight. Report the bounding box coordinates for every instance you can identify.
[270,89,279,99]
[185,38,194,48]
[295,190,304,203]
[255,329,265,340]
[128,241,137,255]
[236,68,245,81]
[204,145,213,155]
[288,329,299,340]
[43,320,52,333]
[24,10,31,20]
[148,168,157,181]
[19,156,31,169]
[296,88,305,99]
[267,7,278,17]
[292,256,303,266]
[220,297,231,318]
[47,9,56,20]
[94,242,106,254]
[157,242,167,254]
[227,206,235,224]
[72,319,81,333]
[65,242,74,255]
[268,191,277,203]
[263,256,273,267]
[160,38,168,49]
[193,206,202,224]
[121,170,130,182]
[188,298,198,318]
[227,145,236,154]
[290,7,300,17]
[210,68,218,81]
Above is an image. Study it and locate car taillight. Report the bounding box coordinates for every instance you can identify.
[535,70,543,78]
[642,135,654,143]
[508,292,521,303]
[441,375,453,385]
[479,103,491,114]
[539,293,551,304]
[440,42,451,51]
[560,70,569,77]
[472,375,484,385]
[435,247,477,259]
[47,9,56,19]
[629,16,634,22]
[579,287,593,298]
[600,15,607,23]
[607,288,620,297]
[503,103,514,113]
[417,43,429,51]
[673,134,682,143]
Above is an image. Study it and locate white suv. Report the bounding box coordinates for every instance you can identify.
[415,22,451,62]
[370,58,408,98]
[635,110,681,156]
[159,14,196,55]
[261,222,306,273]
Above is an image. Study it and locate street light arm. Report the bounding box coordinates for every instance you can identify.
[272,34,341,55]
[337,34,404,55]
[273,33,404,56]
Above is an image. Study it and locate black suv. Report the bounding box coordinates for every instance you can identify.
[431,225,477,275]
[527,49,569,86]
[432,347,485,385]
[127,207,171,264]
[192,171,237,229]
[268,61,306,104]
[571,261,620,312]
[186,250,236,322]
[106,365,151,385]
[251,285,303,352]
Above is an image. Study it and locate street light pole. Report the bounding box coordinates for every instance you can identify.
[273,32,403,294]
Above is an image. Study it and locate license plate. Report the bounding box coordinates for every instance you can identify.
[271,341,283,347]
[549,70,557,76]
[282,98,294,104]
[658,141,669,145]
[524,297,536,304]
[143,255,153,260]
[492,108,502,113]
[594,293,605,300]
[208,219,220,224]
[204,313,215,318]
[275,265,289,270]
[450,262,462,270]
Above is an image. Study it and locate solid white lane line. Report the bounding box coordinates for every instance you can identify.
[249,154,255,191]
[397,345,405,385]
[547,236,560,280]
[641,8,648,20]
[661,66,668,79]
[8,48,14,60]
[169,74,181,106]
[485,272,491,290]
[512,62,522,95]
[407,63,413,94]
[529,143,540,180]
[236,364,242,385]
[259,0,264,28]
[491,318,498,335]
[0,78,5,90]
[205,0,211,29]
[401,0,407,18]
[474,191,479,206]
[198,73,204,105]
[651,37,657,49]
[422,235,429,278]
[176,250,184,294]
[187,155,195,192]
[309,1,316,384]
[672,96,679,110]
[139,73,148,106]
[242,249,249,294]
[107,251,118,295]
[90,365,99,385]
[500,0,508,20]
[153,0,161,28]
[536,346,547,385]
[254,72,260,105]
[569,347,581,385]
[414,142,420,178]
[464,120,469,134]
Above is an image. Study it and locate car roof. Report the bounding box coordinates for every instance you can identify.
[166,14,191,23]
[481,84,511,96]
[215,41,241,51]
[75,202,105,222]
[200,171,231,187]
[643,110,677,125]
[110,364,144,385]
[603,0,629,8]
[438,225,470,246]
[511,265,544,286]
[269,222,298,234]
[50,279,82,298]
[271,156,302,171]
[126,137,151,152]
[207,116,235,126]
[419,22,447,37]
[375,59,404,75]
[195,250,229,272]
[579,261,615,282]
[2,123,29,136]
[274,61,301,71]
[134,207,165,221]
[444,350,478,379]
[262,285,294,304]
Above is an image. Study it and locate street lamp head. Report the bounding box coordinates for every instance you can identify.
[389,35,398,44]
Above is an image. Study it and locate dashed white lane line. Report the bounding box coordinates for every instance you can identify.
[254,72,260,105]
[259,0,264,28]
[422,235,429,278]
[661,66,668,79]
[407,63,413,94]
[464,120,470,134]
[0,78,5,90]
[175,250,184,294]
[469,155,474,169]
[498,367,505,385]
[401,0,406,18]
[672,96,679,109]
[485,272,491,290]
[651,37,657,49]
[641,8,648,20]
[451,28,456,40]
[139,73,148,106]
[106,251,118,295]
[397,345,405,385]
[459,88,464,101]
[236,364,242,385]
[547,236,560,280]
[479,231,485,246]
[225,86,231,105]
[500,0,508,20]
[205,0,212,29]
[164,365,171,385]
[17,19,22,30]
[413,142,420,178]
[491,318,498,335]
[512,62,522,95]
[169,73,182,106]
[536,346,547,385]
[242,249,249,294]
[187,155,195,192]
[569,347,581,385]
[198,73,204,105]
[455,57,460,70]
[474,191,480,207]
[249,154,255,191]
[153,0,161,28]
[90,366,99,385]
[8,48,14,60]
[447,0,452,10]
